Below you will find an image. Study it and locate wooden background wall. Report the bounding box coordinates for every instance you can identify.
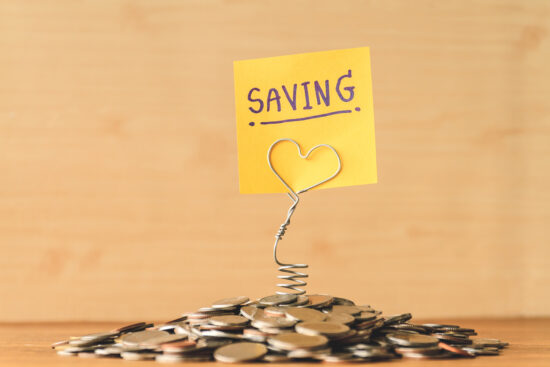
[1,0,549,322]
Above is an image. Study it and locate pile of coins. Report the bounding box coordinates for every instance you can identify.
[52,294,508,363]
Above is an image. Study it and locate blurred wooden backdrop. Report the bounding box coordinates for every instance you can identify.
[1,0,549,321]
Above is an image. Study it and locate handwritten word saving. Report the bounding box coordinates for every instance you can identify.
[247,70,356,125]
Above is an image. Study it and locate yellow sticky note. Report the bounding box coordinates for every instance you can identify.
[234,47,377,194]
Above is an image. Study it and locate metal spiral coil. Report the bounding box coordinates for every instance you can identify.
[267,138,342,296]
[273,195,308,295]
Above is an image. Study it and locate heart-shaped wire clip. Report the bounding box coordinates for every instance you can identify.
[266,138,342,295]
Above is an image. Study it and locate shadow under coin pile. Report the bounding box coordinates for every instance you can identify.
[52,294,508,363]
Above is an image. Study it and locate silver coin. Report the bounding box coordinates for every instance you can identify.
[240,305,265,320]
[331,305,362,315]
[211,296,250,309]
[268,332,328,351]
[112,322,150,333]
[120,330,169,346]
[259,294,298,306]
[252,316,297,329]
[198,305,238,313]
[463,346,501,356]
[200,329,244,340]
[325,312,355,325]
[209,315,249,327]
[79,331,119,341]
[120,351,158,361]
[139,334,187,347]
[285,307,327,322]
[295,322,350,338]
[264,306,287,317]
[287,347,331,359]
[69,334,115,347]
[472,338,507,348]
[422,323,460,329]
[354,311,378,321]
[306,294,334,309]
[280,295,310,307]
[384,313,412,325]
[263,354,292,362]
[95,346,124,356]
[386,333,439,347]
[214,342,268,363]
[394,345,442,355]
[333,297,356,306]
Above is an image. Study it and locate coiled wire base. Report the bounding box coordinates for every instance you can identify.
[273,195,308,295]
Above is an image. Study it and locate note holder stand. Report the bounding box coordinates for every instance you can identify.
[266,138,342,296]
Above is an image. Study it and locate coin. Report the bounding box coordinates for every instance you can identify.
[285,307,327,322]
[423,323,460,328]
[295,322,350,338]
[384,313,412,325]
[433,333,472,345]
[120,330,169,346]
[212,296,250,309]
[287,347,331,359]
[281,295,310,307]
[140,334,187,347]
[268,333,328,351]
[463,346,501,355]
[331,305,362,315]
[325,312,355,325]
[209,315,249,327]
[51,293,507,364]
[472,338,508,348]
[112,322,149,333]
[80,331,119,341]
[160,340,197,353]
[252,316,296,329]
[386,333,439,347]
[306,294,334,308]
[438,342,474,357]
[213,342,268,363]
[121,351,158,360]
[240,305,265,320]
[263,354,292,362]
[333,297,356,306]
[259,294,297,306]
[264,307,287,317]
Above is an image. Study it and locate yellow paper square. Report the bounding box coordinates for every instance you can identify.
[234,47,377,194]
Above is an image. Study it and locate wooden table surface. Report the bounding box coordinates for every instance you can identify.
[1,318,548,367]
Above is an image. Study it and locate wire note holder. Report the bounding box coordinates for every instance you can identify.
[267,138,342,296]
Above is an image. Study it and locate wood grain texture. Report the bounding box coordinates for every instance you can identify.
[0,0,549,321]
[1,319,549,366]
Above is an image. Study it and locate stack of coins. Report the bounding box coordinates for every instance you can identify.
[52,294,508,363]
